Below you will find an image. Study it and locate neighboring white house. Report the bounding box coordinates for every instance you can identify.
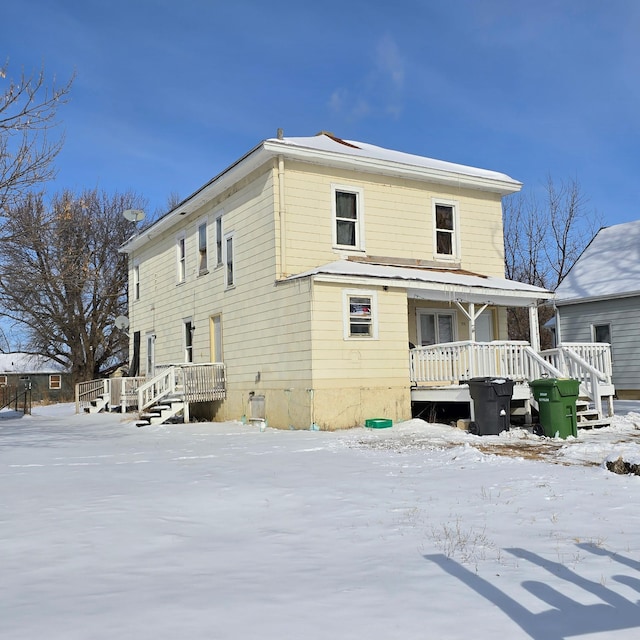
[554,219,640,399]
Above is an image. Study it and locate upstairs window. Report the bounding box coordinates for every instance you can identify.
[215,213,223,266]
[176,234,186,283]
[433,199,460,259]
[198,220,208,274]
[133,263,140,301]
[333,185,364,250]
[224,232,235,288]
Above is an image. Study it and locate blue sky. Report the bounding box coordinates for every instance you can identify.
[3,0,640,224]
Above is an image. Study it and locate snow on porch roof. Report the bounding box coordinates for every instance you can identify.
[283,260,553,307]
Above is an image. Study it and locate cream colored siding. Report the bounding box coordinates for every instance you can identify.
[281,160,506,278]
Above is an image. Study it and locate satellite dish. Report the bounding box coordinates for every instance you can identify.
[114,316,130,330]
[123,209,146,223]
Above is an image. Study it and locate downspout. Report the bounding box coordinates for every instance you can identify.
[278,155,287,278]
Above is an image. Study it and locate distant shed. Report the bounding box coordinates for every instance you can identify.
[0,353,73,403]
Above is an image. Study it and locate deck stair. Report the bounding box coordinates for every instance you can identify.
[136,395,185,427]
[576,399,612,429]
[86,393,109,414]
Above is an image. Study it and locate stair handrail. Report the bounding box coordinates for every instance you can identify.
[559,346,608,417]
[137,366,177,412]
[522,346,564,379]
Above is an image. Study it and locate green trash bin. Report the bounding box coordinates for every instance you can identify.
[530,378,580,439]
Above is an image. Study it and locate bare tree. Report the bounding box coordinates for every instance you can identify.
[503,176,602,345]
[0,189,147,382]
[0,62,74,218]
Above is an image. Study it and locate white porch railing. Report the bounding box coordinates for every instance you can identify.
[75,363,226,415]
[409,341,563,385]
[75,379,109,414]
[410,340,614,417]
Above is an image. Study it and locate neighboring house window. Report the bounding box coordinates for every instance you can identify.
[417,310,456,346]
[343,290,378,339]
[332,185,364,250]
[224,232,235,287]
[433,199,460,259]
[592,323,611,343]
[198,220,208,274]
[133,263,140,301]
[49,374,62,390]
[0,375,7,386]
[215,212,223,266]
[184,319,194,363]
[176,234,186,283]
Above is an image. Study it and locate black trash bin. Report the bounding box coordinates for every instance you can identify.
[467,377,515,436]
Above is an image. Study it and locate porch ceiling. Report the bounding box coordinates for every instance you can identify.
[284,260,553,308]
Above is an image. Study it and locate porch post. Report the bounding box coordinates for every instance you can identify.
[469,302,475,342]
[529,305,541,352]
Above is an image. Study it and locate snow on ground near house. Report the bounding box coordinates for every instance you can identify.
[2,404,640,639]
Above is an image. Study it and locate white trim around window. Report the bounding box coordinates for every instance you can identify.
[343,289,378,340]
[133,261,140,301]
[332,184,365,252]
[432,198,460,260]
[223,231,235,288]
[197,216,209,276]
[176,232,186,284]
[214,210,224,267]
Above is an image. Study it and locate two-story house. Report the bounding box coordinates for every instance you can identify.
[116,132,611,430]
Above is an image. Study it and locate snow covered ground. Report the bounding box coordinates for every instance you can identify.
[2,403,640,639]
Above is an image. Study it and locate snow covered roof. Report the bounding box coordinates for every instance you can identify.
[263,133,522,194]
[0,353,67,374]
[555,220,640,304]
[284,260,552,307]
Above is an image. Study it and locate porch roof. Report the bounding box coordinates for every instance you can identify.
[284,260,553,307]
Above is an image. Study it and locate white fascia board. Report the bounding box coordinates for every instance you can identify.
[304,273,553,307]
[263,141,522,195]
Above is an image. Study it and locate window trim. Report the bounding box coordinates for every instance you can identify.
[223,231,235,288]
[197,217,209,275]
[183,318,194,363]
[592,323,612,344]
[343,289,378,340]
[215,210,224,267]
[49,374,62,390]
[133,262,140,301]
[416,308,458,346]
[176,232,186,284]
[432,198,460,260]
[332,184,365,252]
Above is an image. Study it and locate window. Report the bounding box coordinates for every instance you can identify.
[184,319,194,363]
[332,185,364,250]
[198,220,208,274]
[176,234,186,283]
[343,290,378,339]
[215,212,223,266]
[0,375,7,386]
[224,232,234,287]
[49,374,62,390]
[417,310,456,346]
[593,323,611,343]
[433,199,460,259]
[133,263,140,301]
